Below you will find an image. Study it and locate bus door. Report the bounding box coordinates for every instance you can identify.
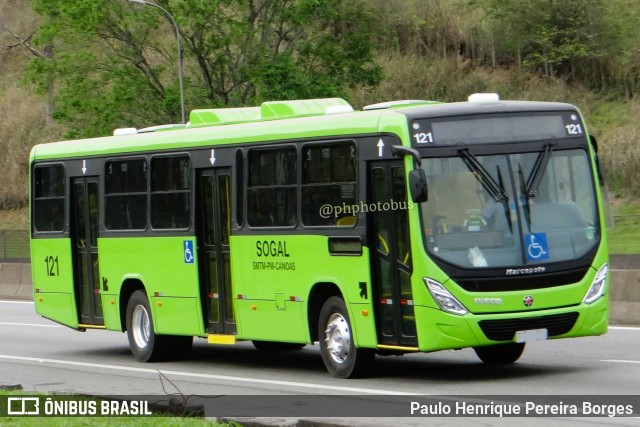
[197,168,236,335]
[71,176,103,326]
[368,161,417,348]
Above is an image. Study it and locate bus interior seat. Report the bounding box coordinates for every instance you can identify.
[337,216,357,226]
[530,201,588,229]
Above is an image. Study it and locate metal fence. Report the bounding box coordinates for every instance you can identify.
[0,230,30,262]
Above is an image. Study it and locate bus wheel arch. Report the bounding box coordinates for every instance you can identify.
[121,282,192,362]
[307,282,342,342]
[119,278,146,332]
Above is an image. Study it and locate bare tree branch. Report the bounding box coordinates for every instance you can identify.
[0,20,46,57]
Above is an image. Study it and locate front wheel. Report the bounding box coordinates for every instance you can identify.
[474,342,525,365]
[318,296,374,378]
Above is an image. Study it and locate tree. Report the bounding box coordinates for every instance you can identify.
[473,0,640,95]
[26,0,381,137]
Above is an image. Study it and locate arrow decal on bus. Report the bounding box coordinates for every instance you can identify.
[81,160,87,175]
[209,149,216,165]
[377,139,385,157]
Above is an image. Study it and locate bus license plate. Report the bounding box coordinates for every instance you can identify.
[515,329,548,343]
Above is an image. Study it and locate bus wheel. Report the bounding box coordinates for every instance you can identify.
[474,342,525,365]
[252,341,306,352]
[126,290,165,362]
[318,296,374,378]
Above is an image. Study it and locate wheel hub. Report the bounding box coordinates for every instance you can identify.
[325,313,350,364]
[132,304,151,349]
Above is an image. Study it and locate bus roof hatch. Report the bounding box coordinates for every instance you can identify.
[260,98,353,120]
[189,107,261,126]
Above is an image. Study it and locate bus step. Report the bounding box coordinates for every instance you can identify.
[77,323,106,329]
[207,334,237,345]
[377,344,419,352]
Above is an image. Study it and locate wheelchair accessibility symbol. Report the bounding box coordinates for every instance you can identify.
[184,240,194,264]
[526,233,549,261]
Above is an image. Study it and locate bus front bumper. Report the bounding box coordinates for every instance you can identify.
[414,294,609,352]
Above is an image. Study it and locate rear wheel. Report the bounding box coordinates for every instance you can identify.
[318,296,374,378]
[474,342,525,365]
[126,290,192,362]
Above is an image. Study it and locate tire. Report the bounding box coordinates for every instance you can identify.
[474,342,525,365]
[252,341,306,352]
[125,290,192,362]
[318,296,374,378]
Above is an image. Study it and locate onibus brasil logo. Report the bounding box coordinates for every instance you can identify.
[3,396,152,416]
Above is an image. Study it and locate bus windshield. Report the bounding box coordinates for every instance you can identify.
[420,148,599,269]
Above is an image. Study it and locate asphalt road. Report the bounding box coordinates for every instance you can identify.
[1,300,639,426]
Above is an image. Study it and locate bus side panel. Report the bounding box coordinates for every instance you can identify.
[231,235,378,347]
[31,238,79,328]
[151,296,203,336]
[99,236,204,336]
[235,300,305,342]
[100,292,120,330]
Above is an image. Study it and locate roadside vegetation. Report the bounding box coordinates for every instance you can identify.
[0,391,232,426]
[1,0,639,252]
[0,416,224,427]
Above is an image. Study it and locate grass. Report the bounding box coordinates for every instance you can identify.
[0,391,230,426]
[0,417,223,427]
[0,207,28,230]
[607,197,640,254]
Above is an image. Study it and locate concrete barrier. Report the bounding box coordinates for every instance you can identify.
[610,254,640,325]
[1,257,639,325]
[0,263,32,300]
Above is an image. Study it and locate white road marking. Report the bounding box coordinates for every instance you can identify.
[0,300,34,304]
[609,326,640,331]
[603,360,640,365]
[0,354,417,395]
[0,321,62,328]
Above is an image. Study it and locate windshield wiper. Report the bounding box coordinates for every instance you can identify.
[458,148,508,202]
[458,147,512,233]
[519,142,556,231]
[518,163,531,231]
[523,142,555,199]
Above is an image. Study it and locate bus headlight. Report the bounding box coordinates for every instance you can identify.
[424,278,468,315]
[583,263,608,304]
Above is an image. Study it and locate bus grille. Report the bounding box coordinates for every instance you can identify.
[454,267,589,292]
[478,312,579,341]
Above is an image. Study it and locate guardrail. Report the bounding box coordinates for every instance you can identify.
[0,230,30,262]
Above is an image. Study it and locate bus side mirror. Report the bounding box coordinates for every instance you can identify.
[590,134,605,186]
[409,169,428,203]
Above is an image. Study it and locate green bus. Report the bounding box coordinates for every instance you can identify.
[30,94,609,378]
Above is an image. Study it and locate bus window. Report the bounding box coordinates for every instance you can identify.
[151,155,191,229]
[33,164,65,232]
[302,142,356,226]
[105,159,147,230]
[235,149,244,228]
[247,147,297,227]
